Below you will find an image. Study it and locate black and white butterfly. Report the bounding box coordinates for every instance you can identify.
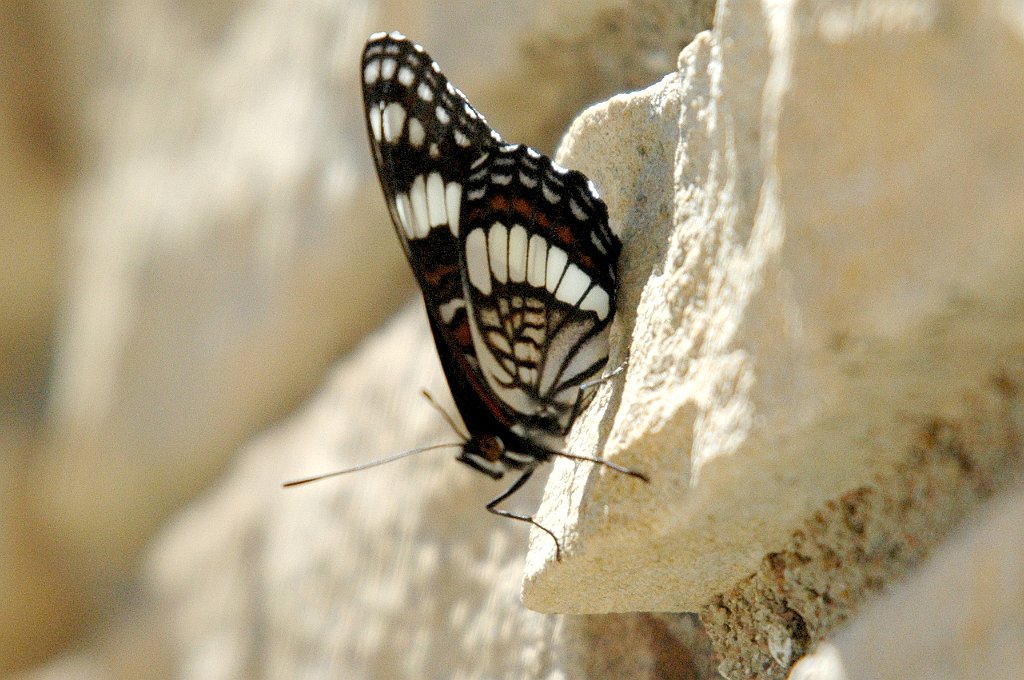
[290,32,645,559]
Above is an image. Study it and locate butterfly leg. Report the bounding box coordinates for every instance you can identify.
[552,450,649,482]
[486,466,562,560]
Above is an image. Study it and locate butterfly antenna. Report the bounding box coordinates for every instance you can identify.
[283,442,463,488]
[421,389,469,441]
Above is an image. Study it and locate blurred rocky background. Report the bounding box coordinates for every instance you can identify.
[2,0,1022,679]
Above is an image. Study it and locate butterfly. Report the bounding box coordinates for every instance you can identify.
[308,32,646,559]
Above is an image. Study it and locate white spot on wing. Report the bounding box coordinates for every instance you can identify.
[519,172,537,188]
[417,82,434,102]
[545,246,568,292]
[369,103,382,141]
[508,224,528,282]
[579,286,610,320]
[445,182,461,236]
[408,117,425,147]
[488,222,508,284]
[468,187,486,201]
[569,198,587,221]
[514,340,538,363]
[382,102,406,143]
[429,143,440,158]
[487,331,512,354]
[439,297,465,323]
[527,234,547,287]
[492,174,512,185]
[395,193,415,239]
[465,229,491,294]
[397,65,414,86]
[555,264,591,305]
[436,105,450,125]
[542,182,560,203]
[380,58,398,80]
[364,60,380,84]
[426,172,446,227]
[409,174,430,238]
[454,129,469,147]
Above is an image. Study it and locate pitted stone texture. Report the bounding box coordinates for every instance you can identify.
[790,484,1024,680]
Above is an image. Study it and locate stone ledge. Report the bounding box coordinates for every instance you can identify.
[523,4,1024,678]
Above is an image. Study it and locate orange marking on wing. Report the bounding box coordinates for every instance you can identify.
[511,197,533,219]
[424,262,459,287]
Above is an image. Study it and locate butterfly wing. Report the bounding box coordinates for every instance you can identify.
[456,144,621,449]
[362,33,622,464]
[361,32,500,363]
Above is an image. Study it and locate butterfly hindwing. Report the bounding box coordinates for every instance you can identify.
[456,144,621,445]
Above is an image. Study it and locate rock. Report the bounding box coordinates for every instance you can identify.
[791,485,1024,680]
[523,0,1024,676]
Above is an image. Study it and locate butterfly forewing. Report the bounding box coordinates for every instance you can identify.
[361,32,499,357]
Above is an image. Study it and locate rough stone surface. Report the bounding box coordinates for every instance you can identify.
[522,0,1024,673]
[143,304,717,679]
[39,0,413,590]
[702,378,1024,678]
[790,483,1024,680]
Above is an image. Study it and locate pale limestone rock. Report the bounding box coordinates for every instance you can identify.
[145,304,715,678]
[522,0,1024,675]
[39,1,413,588]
